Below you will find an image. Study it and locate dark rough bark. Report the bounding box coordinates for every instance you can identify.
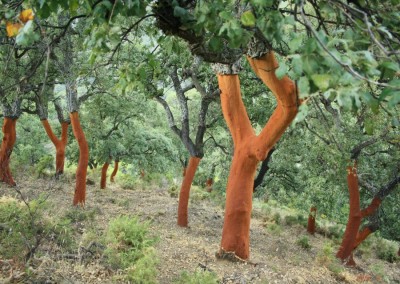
[253,147,275,191]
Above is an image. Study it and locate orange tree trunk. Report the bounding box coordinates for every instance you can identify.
[70,112,89,206]
[336,164,383,266]
[216,52,298,260]
[41,120,69,176]
[177,156,201,227]
[307,206,317,235]
[336,165,362,265]
[110,160,119,182]
[100,161,109,189]
[0,117,17,186]
[206,178,213,192]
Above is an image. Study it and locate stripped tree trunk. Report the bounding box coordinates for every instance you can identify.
[100,160,110,189]
[336,165,362,266]
[336,162,400,266]
[110,159,119,182]
[216,52,298,260]
[307,206,317,235]
[177,156,201,227]
[70,112,89,206]
[41,120,69,177]
[0,117,17,186]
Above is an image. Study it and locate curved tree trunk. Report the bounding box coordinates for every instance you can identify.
[0,118,17,186]
[100,161,110,189]
[41,120,69,177]
[307,206,317,235]
[216,52,297,260]
[110,160,119,182]
[70,112,89,206]
[177,156,201,227]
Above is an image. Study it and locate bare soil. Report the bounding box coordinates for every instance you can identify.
[0,173,399,284]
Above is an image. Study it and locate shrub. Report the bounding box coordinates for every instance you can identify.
[375,238,399,263]
[125,247,159,284]
[174,269,219,284]
[284,214,306,226]
[35,155,54,177]
[296,236,311,250]
[119,174,137,190]
[104,216,157,269]
[63,207,97,223]
[266,223,282,235]
[168,185,179,198]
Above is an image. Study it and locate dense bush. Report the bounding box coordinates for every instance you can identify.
[105,215,158,281]
[174,269,219,284]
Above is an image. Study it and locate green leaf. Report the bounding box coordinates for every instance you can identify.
[241,11,256,27]
[289,37,302,53]
[364,119,374,135]
[275,64,287,79]
[311,74,330,91]
[298,76,310,98]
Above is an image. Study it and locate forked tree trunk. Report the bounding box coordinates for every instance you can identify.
[110,160,119,182]
[336,165,362,266]
[70,112,89,205]
[307,206,317,235]
[216,52,298,260]
[100,161,110,189]
[336,164,383,266]
[41,119,69,177]
[177,156,201,227]
[0,117,17,186]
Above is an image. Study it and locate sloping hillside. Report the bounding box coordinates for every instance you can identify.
[0,173,399,283]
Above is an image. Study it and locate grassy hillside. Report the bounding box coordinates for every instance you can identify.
[0,171,399,283]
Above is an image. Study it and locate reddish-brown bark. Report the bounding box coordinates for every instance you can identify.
[0,118,17,186]
[110,160,119,182]
[100,161,109,189]
[336,164,382,266]
[177,156,201,227]
[217,52,298,260]
[307,206,317,235]
[41,119,69,176]
[336,165,362,266]
[182,167,187,177]
[70,112,89,206]
[206,178,213,193]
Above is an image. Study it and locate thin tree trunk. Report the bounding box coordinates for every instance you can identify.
[206,178,213,192]
[0,118,17,186]
[70,112,89,206]
[216,52,297,260]
[307,206,317,235]
[177,156,201,227]
[41,119,69,177]
[100,161,109,189]
[336,165,362,266]
[110,160,119,182]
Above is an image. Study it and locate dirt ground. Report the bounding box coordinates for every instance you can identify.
[0,173,399,283]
